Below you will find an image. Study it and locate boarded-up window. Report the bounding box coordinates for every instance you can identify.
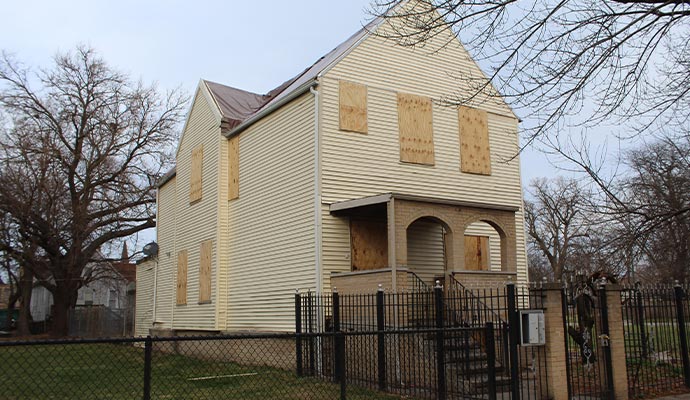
[199,240,212,303]
[190,145,204,203]
[464,235,490,271]
[176,250,188,305]
[339,81,368,134]
[398,93,434,165]
[459,106,491,175]
[228,136,239,200]
[350,219,388,271]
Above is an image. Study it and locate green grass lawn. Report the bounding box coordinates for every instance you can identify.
[0,343,402,399]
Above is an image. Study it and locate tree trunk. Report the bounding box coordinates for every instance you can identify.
[50,288,72,337]
[16,267,33,336]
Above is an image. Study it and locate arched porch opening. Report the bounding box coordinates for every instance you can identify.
[406,216,452,287]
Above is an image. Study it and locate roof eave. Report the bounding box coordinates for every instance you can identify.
[223,79,318,138]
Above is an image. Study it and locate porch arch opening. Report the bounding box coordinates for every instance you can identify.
[406,216,451,288]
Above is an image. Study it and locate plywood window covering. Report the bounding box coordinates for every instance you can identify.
[464,235,490,271]
[190,144,204,203]
[339,81,368,133]
[228,136,239,200]
[397,93,434,165]
[199,240,212,303]
[350,219,388,271]
[176,250,188,305]
[459,106,491,175]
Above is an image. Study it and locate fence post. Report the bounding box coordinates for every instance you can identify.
[674,283,690,388]
[143,336,152,400]
[536,283,569,400]
[295,290,303,377]
[333,289,342,384]
[434,281,446,400]
[376,284,386,391]
[336,331,347,400]
[506,282,521,400]
[635,286,648,360]
[598,283,615,400]
[307,291,315,374]
[486,322,497,400]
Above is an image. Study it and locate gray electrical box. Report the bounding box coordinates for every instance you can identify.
[520,310,546,346]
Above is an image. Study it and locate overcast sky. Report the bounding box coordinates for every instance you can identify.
[1,0,555,187]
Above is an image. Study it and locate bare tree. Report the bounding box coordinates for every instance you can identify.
[619,138,690,282]
[524,177,593,281]
[370,0,690,144]
[0,47,187,336]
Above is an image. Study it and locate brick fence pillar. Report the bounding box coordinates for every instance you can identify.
[540,283,569,400]
[604,284,629,400]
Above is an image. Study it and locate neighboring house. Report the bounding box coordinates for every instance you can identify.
[0,284,9,309]
[31,247,136,322]
[138,1,528,335]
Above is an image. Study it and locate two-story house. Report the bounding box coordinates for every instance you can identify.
[136,3,528,335]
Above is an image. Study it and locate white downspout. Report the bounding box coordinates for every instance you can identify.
[152,191,159,327]
[310,84,323,295]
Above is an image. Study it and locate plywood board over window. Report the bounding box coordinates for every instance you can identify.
[228,136,239,200]
[176,250,188,305]
[339,81,368,133]
[459,106,491,175]
[464,235,490,271]
[199,240,212,303]
[190,145,204,203]
[350,219,388,271]
[397,93,434,165]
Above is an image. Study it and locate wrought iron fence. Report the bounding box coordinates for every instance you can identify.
[621,284,690,399]
[298,282,551,400]
[562,281,612,399]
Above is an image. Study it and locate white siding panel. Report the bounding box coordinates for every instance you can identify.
[135,260,155,337]
[227,94,316,332]
[171,90,219,330]
[321,28,527,283]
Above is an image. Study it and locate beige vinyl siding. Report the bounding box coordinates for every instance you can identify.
[171,89,219,330]
[407,219,445,286]
[226,93,315,332]
[135,260,155,337]
[154,176,176,328]
[321,23,527,283]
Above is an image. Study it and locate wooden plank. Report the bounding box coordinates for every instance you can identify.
[176,250,188,305]
[228,136,239,200]
[459,106,491,175]
[190,144,204,203]
[199,240,212,303]
[464,235,489,271]
[397,93,434,165]
[350,219,388,271]
[339,81,368,133]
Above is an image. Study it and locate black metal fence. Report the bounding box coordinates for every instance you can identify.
[562,281,614,399]
[621,284,690,399]
[1,331,432,400]
[298,282,550,400]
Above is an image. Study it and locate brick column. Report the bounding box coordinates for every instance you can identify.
[605,284,629,400]
[540,283,569,400]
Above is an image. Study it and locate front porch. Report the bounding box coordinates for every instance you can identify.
[329,193,519,292]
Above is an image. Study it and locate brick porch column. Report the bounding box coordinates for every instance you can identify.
[541,283,569,400]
